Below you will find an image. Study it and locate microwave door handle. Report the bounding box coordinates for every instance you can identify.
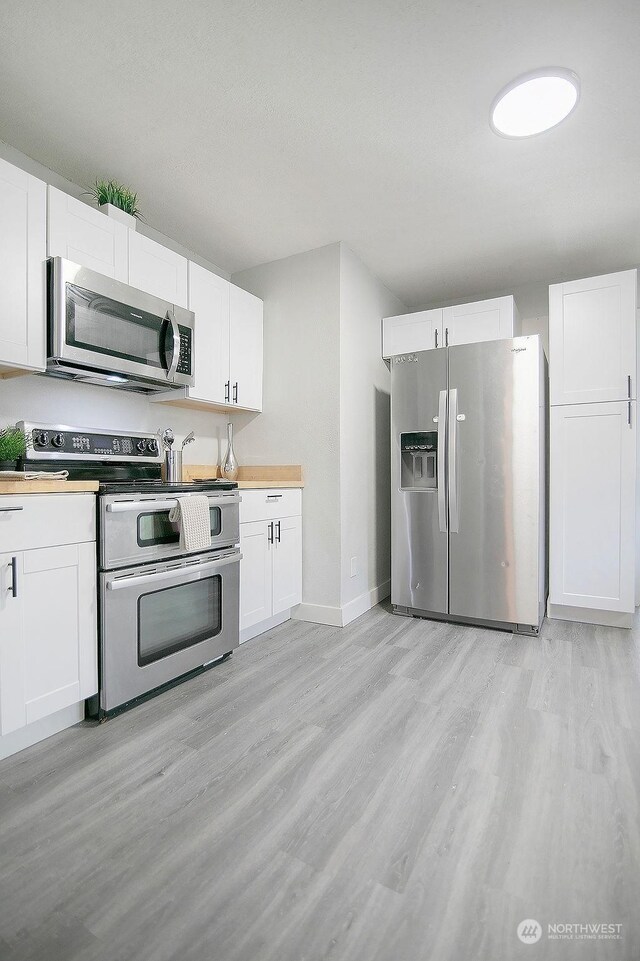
[106,552,242,591]
[166,310,180,380]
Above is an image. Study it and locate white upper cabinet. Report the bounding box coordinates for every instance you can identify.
[128,231,188,308]
[382,296,519,358]
[549,270,637,406]
[187,262,230,405]
[151,268,263,412]
[549,401,636,613]
[47,186,128,280]
[382,309,443,358]
[443,296,519,346]
[0,158,46,372]
[229,284,263,411]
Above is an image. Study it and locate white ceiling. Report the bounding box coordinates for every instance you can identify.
[0,0,638,308]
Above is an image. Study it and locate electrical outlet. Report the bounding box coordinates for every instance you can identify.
[350,556,358,578]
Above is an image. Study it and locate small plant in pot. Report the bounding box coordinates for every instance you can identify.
[86,178,142,229]
[0,425,31,471]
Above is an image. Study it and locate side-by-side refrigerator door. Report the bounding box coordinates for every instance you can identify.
[391,348,448,614]
[447,338,542,628]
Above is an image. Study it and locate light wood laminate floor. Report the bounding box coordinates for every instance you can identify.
[1,604,639,961]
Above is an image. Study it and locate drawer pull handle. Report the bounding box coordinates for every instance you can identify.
[266,494,283,501]
[0,506,24,512]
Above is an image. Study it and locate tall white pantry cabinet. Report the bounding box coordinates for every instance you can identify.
[549,269,638,627]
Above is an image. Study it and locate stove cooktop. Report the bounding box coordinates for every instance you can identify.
[98,478,238,495]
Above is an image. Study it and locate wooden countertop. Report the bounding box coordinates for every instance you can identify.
[183,465,304,489]
[0,480,100,494]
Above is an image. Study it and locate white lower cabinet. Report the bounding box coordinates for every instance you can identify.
[239,490,302,642]
[0,495,97,745]
[549,402,636,619]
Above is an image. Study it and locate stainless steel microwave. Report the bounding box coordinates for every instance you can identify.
[46,257,196,393]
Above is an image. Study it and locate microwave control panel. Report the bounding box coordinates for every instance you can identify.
[176,326,192,375]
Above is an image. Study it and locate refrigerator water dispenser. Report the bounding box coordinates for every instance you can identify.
[400,431,438,490]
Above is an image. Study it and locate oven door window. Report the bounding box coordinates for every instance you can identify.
[137,507,222,547]
[66,283,170,370]
[138,575,221,666]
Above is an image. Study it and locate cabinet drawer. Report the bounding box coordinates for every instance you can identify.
[0,494,96,553]
[240,489,302,523]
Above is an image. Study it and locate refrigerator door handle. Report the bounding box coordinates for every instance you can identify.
[448,387,460,533]
[437,389,448,532]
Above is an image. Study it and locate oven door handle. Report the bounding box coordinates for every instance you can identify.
[106,552,242,591]
[105,493,241,513]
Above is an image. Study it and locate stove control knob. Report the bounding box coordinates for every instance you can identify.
[147,438,159,454]
[34,431,50,448]
[51,433,65,448]
[136,439,147,453]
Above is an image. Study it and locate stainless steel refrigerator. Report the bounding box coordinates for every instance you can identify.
[391,335,546,634]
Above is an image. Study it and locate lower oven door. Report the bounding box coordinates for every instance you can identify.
[99,548,240,714]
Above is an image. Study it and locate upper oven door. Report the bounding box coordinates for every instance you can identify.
[101,491,241,569]
[48,258,195,387]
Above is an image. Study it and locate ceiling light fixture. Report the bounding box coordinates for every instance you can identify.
[490,68,580,138]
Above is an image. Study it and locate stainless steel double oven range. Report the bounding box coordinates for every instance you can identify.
[21,421,241,718]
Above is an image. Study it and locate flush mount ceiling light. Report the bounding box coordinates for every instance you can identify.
[490,68,580,138]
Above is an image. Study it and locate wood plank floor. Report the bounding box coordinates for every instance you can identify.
[1,603,639,961]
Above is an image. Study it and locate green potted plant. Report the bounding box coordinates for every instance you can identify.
[0,425,30,471]
[86,178,142,229]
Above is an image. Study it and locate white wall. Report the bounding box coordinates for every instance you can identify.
[0,374,230,468]
[231,244,342,612]
[339,244,406,617]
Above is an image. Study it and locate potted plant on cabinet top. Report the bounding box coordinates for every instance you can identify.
[0,425,30,471]
[87,178,142,229]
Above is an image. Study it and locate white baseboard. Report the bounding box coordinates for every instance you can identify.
[547,603,633,630]
[294,580,391,628]
[293,602,343,627]
[341,580,391,626]
[0,702,84,761]
[240,610,291,644]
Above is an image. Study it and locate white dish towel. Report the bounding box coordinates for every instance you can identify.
[169,495,212,552]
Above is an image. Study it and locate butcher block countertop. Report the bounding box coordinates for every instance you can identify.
[183,465,304,489]
[0,480,100,494]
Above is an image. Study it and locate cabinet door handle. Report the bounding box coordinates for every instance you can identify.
[267,521,274,544]
[275,520,281,543]
[434,328,438,348]
[628,401,632,428]
[9,556,18,598]
[224,381,230,403]
[445,327,449,347]
[0,506,24,513]
[628,374,632,399]
[233,382,238,404]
